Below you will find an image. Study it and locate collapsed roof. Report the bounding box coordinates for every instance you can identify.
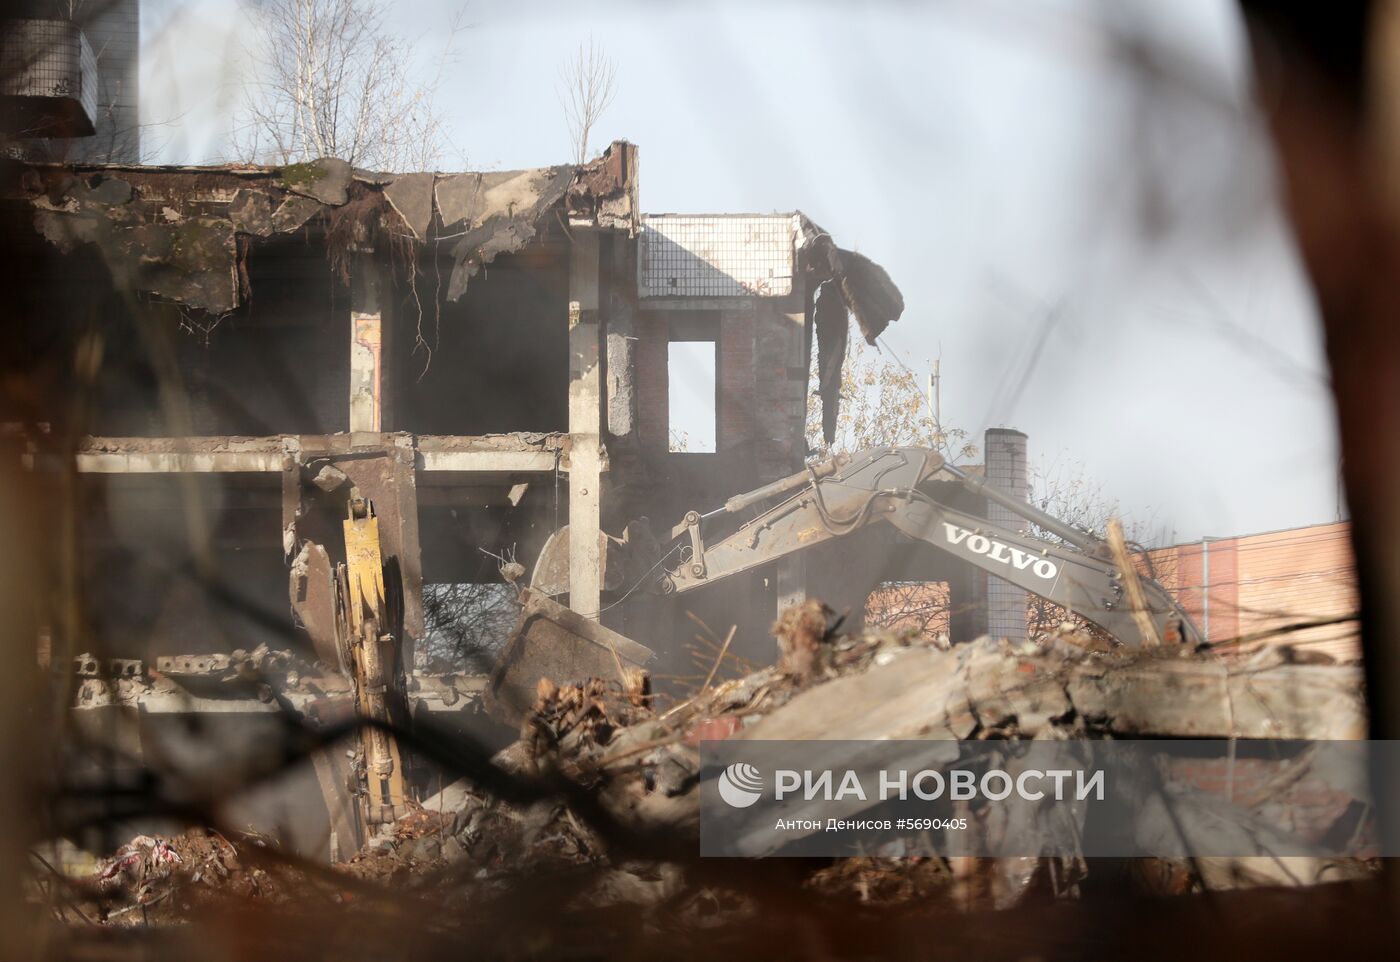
[9,141,640,314]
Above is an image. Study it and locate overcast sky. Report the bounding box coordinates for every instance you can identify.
[140,0,1341,543]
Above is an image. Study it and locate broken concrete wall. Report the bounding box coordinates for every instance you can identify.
[611,208,903,665]
[8,142,639,316]
[7,143,919,701]
[630,301,806,471]
[5,147,638,441]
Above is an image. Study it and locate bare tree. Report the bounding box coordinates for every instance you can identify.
[232,0,456,171]
[558,37,617,166]
[32,0,95,18]
[1023,458,1174,639]
[864,581,952,642]
[805,340,977,463]
[420,582,520,673]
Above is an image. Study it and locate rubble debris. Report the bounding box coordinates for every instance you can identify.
[523,675,652,775]
[35,618,1374,932]
[772,598,840,681]
[36,829,297,927]
[156,644,297,680]
[477,623,1368,906]
[806,855,960,905]
[71,654,144,679]
[421,622,1366,914]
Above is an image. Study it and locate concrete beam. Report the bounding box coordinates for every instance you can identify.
[417,434,566,476]
[27,435,568,475]
[70,451,284,472]
[417,449,557,473]
[27,437,290,473]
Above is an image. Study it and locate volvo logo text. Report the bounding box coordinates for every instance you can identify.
[942,523,1058,579]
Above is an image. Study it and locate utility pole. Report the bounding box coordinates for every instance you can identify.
[926,357,941,433]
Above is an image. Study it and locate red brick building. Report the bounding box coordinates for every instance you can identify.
[1149,521,1359,661]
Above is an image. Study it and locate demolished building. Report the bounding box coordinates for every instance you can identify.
[2,142,1049,852]
[1,141,1365,879]
[0,141,1380,958]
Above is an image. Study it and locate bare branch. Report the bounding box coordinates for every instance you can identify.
[232,0,456,171]
[558,36,618,166]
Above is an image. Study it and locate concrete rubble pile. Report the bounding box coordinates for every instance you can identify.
[34,829,290,926]
[52,602,1373,924]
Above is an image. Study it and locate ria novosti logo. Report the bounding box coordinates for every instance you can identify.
[717,762,764,808]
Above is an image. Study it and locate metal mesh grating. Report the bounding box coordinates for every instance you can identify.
[985,430,1029,643]
[639,214,797,298]
[1,19,97,126]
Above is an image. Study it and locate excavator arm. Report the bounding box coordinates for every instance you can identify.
[488,446,1201,722]
[659,446,1200,647]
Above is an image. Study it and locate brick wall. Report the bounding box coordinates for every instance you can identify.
[635,310,669,446]
[634,302,806,480]
[751,302,807,480]
[1150,521,1358,660]
[717,309,755,451]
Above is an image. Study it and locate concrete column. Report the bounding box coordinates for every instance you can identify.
[349,254,384,433]
[606,233,637,440]
[280,451,301,560]
[569,231,604,617]
[781,303,809,474]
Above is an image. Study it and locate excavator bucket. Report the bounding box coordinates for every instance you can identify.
[485,589,654,725]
